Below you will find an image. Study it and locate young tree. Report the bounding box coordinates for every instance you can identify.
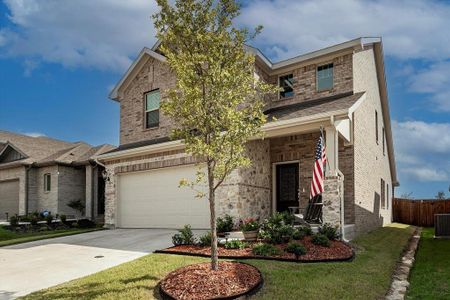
[153,0,276,270]
[435,191,446,200]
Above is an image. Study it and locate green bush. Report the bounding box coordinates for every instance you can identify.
[197,231,212,247]
[319,223,339,240]
[172,225,195,246]
[224,239,248,249]
[299,225,313,236]
[67,199,85,215]
[217,215,234,233]
[312,233,331,247]
[252,243,281,256]
[240,218,259,232]
[259,215,294,244]
[60,214,67,224]
[77,219,96,228]
[45,214,54,225]
[292,228,306,240]
[9,215,19,227]
[30,216,39,226]
[280,211,295,225]
[285,242,307,258]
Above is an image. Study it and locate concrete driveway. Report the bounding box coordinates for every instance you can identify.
[0,229,177,299]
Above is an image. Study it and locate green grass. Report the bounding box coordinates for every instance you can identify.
[407,227,450,300]
[0,225,102,247]
[20,223,414,300]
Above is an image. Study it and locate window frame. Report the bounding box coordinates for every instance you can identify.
[382,126,386,155]
[386,183,389,210]
[278,73,294,100]
[316,63,334,92]
[381,178,385,209]
[44,173,51,192]
[144,89,160,129]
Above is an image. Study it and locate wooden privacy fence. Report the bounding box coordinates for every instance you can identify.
[393,198,450,226]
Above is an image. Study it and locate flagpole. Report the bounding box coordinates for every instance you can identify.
[320,125,331,176]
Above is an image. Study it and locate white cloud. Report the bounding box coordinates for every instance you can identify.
[0,0,159,72]
[24,132,46,138]
[408,61,450,112]
[393,120,450,183]
[238,0,450,62]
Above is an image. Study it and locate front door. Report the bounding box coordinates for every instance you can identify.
[276,163,299,213]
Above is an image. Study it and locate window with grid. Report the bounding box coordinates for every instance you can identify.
[279,74,294,99]
[381,178,385,209]
[44,173,51,192]
[317,63,333,91]
[145,90,160,128]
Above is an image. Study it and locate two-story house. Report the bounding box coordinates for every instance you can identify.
[98,37,397,239]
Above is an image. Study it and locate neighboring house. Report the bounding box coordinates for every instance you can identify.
[0,130,114,221]
[97,37,397,239]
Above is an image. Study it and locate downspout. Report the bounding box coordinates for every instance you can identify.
[337,169,347,242]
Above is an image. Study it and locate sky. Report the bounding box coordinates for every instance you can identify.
[0,0,449,198]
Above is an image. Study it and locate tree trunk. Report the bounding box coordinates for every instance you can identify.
[207,160,219,270]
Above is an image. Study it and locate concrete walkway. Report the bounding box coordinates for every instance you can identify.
[0,229,177,299]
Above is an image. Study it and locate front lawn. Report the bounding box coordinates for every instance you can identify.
[0,225,102,247]
[20,223,414,300]
[407,227,450,299]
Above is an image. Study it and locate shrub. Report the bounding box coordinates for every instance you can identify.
[67,199,85,215]
[77,219,96,229]
[217,215,234,233]
[292,228,306,240]
[38,226,49,232]
[45,213,54,225]
[240,218,259,232]
[9,215,19,227]
[298,225,313,236]
[60,214,67,224]
[259,220,294,244]
[319,223,339,240]
[281,211,295,225]
[312,233,331,247]
[224,239,248,249]
[252,243,281,256]
[172,225,195,246]
[197,231,212,247]
[285,242,307,258]
[30,216,39,226]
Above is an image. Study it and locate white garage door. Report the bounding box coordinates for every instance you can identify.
[118,165,210,229]
[0,180,19,220]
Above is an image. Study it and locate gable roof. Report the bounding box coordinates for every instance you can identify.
[109,37,381,102]
[0,130,115,169]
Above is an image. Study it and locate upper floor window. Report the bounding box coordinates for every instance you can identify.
[382,127,386,155]
[375,110,379,144]
[145,89,160,128]
[317,63,333,91]
[44,173,51,192]
[279,74,294,99]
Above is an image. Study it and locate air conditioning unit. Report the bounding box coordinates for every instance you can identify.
[435,214,450,238]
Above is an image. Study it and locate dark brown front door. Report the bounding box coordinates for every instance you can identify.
[276,163,299,213]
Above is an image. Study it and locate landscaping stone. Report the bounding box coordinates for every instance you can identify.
[385,227,421,300]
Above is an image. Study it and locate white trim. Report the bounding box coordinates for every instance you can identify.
[272,160,300,214]
[109,48,167,101]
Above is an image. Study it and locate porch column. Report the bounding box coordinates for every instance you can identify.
[322,176,342,229]
[85,165,93,219]
[325,126,339,176]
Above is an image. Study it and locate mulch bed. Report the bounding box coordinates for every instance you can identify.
[156,236,354,263]
[159,261,262,300]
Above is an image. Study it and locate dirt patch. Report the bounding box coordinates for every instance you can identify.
[159,261,262,300]
[157,236,354,263]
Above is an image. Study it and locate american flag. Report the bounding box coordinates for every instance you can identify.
[310,134,327,199]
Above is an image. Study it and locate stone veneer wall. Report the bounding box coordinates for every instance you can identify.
[322,176,343,228]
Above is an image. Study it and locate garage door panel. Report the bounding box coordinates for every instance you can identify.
[118,165,210,229]
[0,180,19,219]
